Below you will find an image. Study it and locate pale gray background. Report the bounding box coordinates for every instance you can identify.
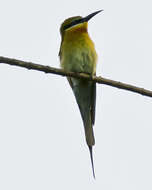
[0,0,152,189]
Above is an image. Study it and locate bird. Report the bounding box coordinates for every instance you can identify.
[59,10,102,178]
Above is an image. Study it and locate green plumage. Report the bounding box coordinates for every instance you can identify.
[59,15,98,178]
[70,78,96,146]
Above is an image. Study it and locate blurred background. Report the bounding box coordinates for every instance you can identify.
[0,0,152,189]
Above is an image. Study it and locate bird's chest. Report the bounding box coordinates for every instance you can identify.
[60,37,97,74]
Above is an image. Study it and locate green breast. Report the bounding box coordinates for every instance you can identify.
[60,33,97,75]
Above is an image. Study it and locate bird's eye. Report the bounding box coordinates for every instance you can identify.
[63,19,83,31]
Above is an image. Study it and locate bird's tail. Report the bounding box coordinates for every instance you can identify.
[71,78,96,177]
[84,109,95,178]
[89,145,95,178]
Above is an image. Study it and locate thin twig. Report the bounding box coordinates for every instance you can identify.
[0,56,152,98]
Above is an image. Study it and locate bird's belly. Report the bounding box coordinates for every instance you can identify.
[61,46,97,75]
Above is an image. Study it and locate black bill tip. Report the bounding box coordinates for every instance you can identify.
[84,10,104,22]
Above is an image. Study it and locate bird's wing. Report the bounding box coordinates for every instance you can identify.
[68,75,96,126]
[91,81,96,126]
[67,77,74,89]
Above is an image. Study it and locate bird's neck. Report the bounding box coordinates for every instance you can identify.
[63,22,88,41]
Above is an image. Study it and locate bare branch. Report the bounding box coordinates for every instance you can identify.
[0,56,152,98]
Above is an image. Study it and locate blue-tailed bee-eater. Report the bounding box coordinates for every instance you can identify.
[59,10,102,178]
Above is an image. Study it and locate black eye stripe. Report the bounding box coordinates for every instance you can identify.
[62,10,102,32]
[63,18,84,30]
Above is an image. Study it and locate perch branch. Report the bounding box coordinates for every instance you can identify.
[0,56,152,98]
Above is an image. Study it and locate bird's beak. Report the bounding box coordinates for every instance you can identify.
[83,10,103,22]
[63,10,103,31]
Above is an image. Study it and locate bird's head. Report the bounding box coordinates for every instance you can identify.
[60,10,103,38]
